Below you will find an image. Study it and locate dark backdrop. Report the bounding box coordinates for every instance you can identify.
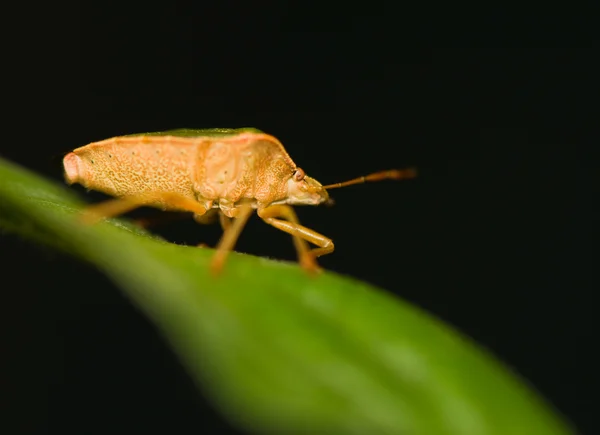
[2,3,595,434]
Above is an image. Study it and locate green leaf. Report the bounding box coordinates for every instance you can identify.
[0,157,573,435]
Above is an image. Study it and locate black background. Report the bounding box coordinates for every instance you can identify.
[1,3,595,434]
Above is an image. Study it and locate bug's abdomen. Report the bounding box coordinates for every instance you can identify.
[64,139,198,208]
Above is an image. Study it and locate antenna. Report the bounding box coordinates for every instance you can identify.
[322,168,417,190]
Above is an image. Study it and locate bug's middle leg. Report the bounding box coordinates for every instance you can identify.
[218,212,232,232]
[257,205,334,273]
[210,205,254,275]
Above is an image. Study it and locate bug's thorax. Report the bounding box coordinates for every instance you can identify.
[193,137,290,214]
[196,140,329,215]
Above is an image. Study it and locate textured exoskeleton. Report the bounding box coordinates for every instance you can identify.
[63,128,416,274]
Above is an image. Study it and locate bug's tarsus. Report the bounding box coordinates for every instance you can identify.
[322,168,417,190]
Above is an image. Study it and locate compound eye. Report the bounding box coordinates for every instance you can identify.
[293,168,305,181]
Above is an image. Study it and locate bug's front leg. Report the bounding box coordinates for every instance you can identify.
[257,205,334,274]
[80,192,208,224]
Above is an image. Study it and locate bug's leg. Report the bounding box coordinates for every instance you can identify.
[81,193,208,224]
[257,205,334,273]
[218,212,232,232]
[210,205,254,275]
[193,208,219,225]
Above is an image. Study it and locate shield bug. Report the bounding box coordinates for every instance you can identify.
[63,128,417,274]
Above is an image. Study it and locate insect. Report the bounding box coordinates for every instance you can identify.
[63,128,417,274]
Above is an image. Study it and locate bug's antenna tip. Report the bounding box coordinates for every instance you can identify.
[390,167,418,179]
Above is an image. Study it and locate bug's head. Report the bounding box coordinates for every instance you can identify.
[285,168,330,206]
[287,167,419,206]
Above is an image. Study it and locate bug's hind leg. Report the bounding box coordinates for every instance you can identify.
[80,193,208,224]
[257,205,334,274]
[210,205,254,275]
[191,209,231,248]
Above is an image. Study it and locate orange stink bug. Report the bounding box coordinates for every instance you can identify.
[63,128,416,274]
